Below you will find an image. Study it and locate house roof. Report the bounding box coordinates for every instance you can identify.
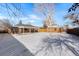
[14,20,39,29]
[14,23,39,29]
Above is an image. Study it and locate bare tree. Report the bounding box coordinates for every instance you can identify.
[65,3,79,25]
[65,13,79,25]
[34,3,54,17]
[0,19,12,33]
[34,3,55,27]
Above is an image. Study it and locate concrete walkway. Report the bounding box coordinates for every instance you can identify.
[0,34,34,56]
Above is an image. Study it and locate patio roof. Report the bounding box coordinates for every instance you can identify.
[14,23,39,29]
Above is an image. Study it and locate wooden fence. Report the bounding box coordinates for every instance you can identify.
[38,27,64,32]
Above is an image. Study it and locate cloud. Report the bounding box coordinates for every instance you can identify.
[19,14,41,24]
[19,16,36,22]
[19,14,41,21]
[26,20,35,23]
[0,16,8,19]
[20,17,29,20]
[28,14,41,20]
[30,20,35,23]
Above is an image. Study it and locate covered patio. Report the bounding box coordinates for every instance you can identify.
[12,25,38,34]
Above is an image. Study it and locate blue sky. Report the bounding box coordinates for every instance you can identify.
[0,3,73,27]
[54,3,73,26]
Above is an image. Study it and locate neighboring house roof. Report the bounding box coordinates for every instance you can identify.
[69,26,79,29]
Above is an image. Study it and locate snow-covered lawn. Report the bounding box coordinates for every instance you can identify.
[0,33,79,56]
[12,32,79,56]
